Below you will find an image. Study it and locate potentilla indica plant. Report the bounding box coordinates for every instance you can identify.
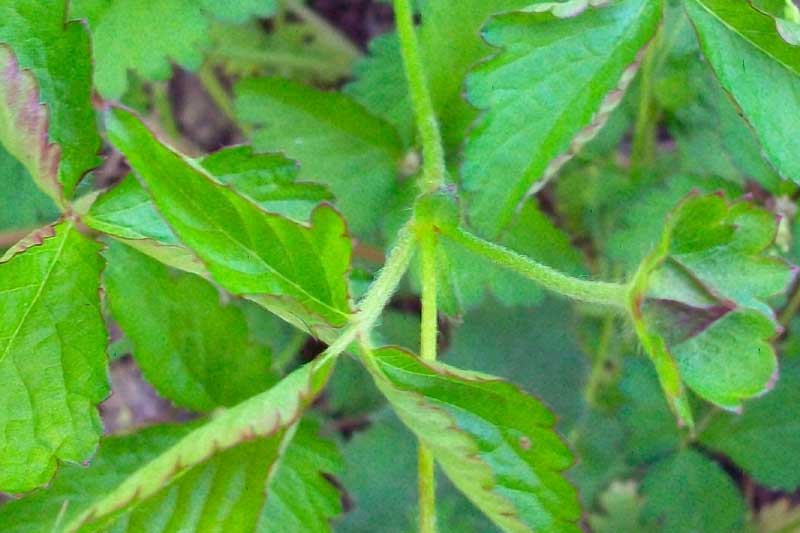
[1,0,800,531]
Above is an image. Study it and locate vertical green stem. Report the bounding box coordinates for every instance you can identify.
[417,226,438,533]
[152,82,181,144]
[393,0,446,192]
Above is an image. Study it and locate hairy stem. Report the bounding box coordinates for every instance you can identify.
[417,226,438,533]
[317,220,417,366]
[442,226,629,308]
[393,0,446,192]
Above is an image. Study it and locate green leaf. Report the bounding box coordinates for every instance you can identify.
[83,175,207,276]
[361,346,580,533]
[751,0,800,45]
[235,77,404,237]
[462,0,662,236]
[104,241,277,411]
[0,2,101,201]
[0,418,342,532]
[0,222,108,493]
[70,0,276,98]
[630,193,793,418]
[685,0,800,183]
[200,145,332,222]
[699,359,800,491]
[0,144,58,232]
[63,357,335,529]
[619,358,680,464]
[105,107,353,332]
[641,449,746,533]
[443,296,589,429]
[345,0,531,149]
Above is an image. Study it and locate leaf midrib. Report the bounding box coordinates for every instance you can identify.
[0,224,69,366]
[690,0,800,77]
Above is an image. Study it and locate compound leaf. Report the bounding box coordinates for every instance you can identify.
[686,0,800,183]
[235,77,403,237]
[104,241,277,412]
[630,193,793,421]
[462,0,662,236]
[105,107,353,332]
[0,1,100,201]
[362,346,580,533]
[700,359,800,491]
[0,222,108,493]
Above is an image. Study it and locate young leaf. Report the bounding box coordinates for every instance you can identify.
[0,419,341,532]
[685,0,800,183]
[0,2,100,201]
[64,357,335,529]
[345,0,531,149]
[70,0,276,98]
[0,222,108,493]
[699,359,800,491]
[104,241,277,412]
[641,449,746,532]
[105,107,353,331]
[588,481,649,533]
[235,77,404,237]
[629,193,793,419]
[361,346,580,533]
[462,0,662,236]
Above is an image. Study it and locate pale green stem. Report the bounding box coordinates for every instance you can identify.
[198,65,253,136]
[152,82,181,144]
[416,226,438,533]
[630,35,660,177]
[442,227,629,307]
[393,0,446,192]
[584,314,616,406]
[282,0,362,63]
[316,221,417,367]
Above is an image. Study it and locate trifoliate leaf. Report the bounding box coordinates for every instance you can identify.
[641,449,746,533]
[462,0,662,236]
[361,346,580,533]
[235,77,404,237]
[0,222,108,493]
[0,418,341,532]
[699,359,800,491]
[629,193,793,420]
[0,2,101,201]
[63,358,335,529]
[71,0,277,99]
[685,0,800,183]
[104,241,277,412]
[105,108,353,333]
[345,0,531,149]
